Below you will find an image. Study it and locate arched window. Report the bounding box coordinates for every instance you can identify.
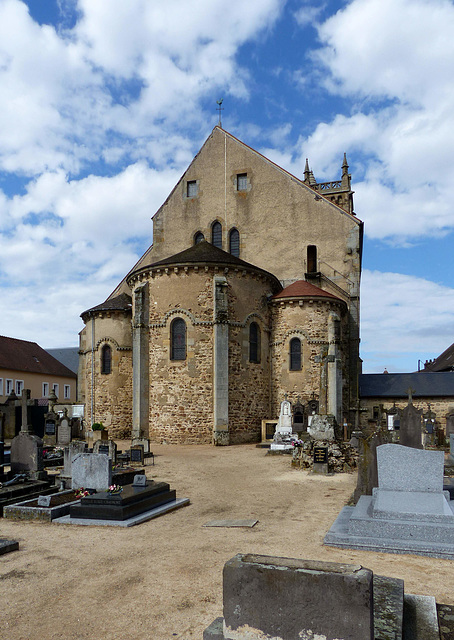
[101,344,112,374]
[289,338,302,371]
[171,318,186,360]
[229,228,240,257]
[249,322,260,363]
[211,221,222,248]
[307,245,317,273]
[194,231,204,244]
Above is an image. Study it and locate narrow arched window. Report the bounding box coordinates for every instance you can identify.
[249,322,260,363]
[229,228,240,257]
[211,221,222,248]
[307,245,317,273]
[289,338,302,371]
[171,318,186,360]
[101,344,112,374]
[194,231,204,244]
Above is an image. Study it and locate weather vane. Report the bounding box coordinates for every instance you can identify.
[216,98,224,127]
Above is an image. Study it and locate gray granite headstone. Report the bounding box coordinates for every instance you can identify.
[10,431,44,477]
[399,403,423,449]
[63,440,87,477]
[71,453,112,491]
[377,444,443,493]
[450,434,454,458]
[58,418,71,446]
[447,413,454,439]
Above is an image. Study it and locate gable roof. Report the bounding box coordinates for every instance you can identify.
[272,280,343,302]
[359,372,454,398]
[424,342,454,372]
[128,240,282,290]
[156,126,361,223]
[0,336,76,378]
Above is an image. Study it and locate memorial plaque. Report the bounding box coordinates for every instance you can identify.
[313,446,328,464]
[45,420,56,435]
[98,444,109,456]
[133,474,147,487]
[38,495,52,507]
[130,445,144,464]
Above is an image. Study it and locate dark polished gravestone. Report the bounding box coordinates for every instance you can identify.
[0,538,19,555]
[399,392,423,449]
[69,480,176,521]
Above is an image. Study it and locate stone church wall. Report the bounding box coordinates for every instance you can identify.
[136,265,275,444]
[270,299,349,421]
[78,312,133,437]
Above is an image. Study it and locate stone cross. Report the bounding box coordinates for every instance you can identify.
[20,389,33,434]
[406,387,415,404]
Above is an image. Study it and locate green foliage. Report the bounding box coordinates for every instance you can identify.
[91,422,105,431]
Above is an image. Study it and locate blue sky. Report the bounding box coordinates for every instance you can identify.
[0,0,453,373]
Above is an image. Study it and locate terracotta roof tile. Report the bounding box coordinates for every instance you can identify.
[272,280,342,301]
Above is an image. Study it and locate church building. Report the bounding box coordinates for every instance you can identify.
[78,126,363,444]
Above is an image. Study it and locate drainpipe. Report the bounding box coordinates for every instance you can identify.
[91,312,95,426]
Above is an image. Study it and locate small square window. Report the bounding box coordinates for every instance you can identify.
[15,380,24,396]
[0,378,3,395]
[42,382,49,397]
[6,379,13,395]
[237,173,248,191]
[64,384,71,399]
[187,180,198,197]
[52,383,59,397]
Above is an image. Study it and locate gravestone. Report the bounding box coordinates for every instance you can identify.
[57,416,72,446]
[43,410,58,447]
[60,440,87,488]
[325,443,454,558]
[307,414,336,441]
[204,554,442,640]
[446,410,454,439]
[130,445,144,465]
[399,390,423,449]
[275,397,292,438]
[204,554,374,640]
[93,439,117,463]
[71,453,112,491]
[313,445,329,474]
[10,391,45,479]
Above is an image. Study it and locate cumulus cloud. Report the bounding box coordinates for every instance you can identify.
[361,270,454,372]
[290,0,454,242]
[0,0,283,176]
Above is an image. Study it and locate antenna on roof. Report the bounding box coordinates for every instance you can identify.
[216,98,224,127]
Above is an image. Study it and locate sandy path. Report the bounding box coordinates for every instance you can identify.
[1,443,453,640]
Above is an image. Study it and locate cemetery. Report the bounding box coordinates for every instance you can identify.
[2,389,454,637]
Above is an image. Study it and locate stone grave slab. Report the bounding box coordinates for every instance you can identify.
[71,453,112,491]
[325,443,454,558]
[202,519,258,528]
[0,538,19,555]
[53,497,190,527]
[69,481,175,521]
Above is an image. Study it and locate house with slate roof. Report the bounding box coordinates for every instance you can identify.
[78,126,362,443]
[0,335,77,403]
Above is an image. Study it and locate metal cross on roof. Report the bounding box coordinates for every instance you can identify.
[216,98,224,126]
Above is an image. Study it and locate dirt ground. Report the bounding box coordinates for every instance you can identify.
[1,442,453,640]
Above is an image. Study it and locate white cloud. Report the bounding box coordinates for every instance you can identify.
[0,0,283,177]
[289,0,454,243]
[361,269,454,371]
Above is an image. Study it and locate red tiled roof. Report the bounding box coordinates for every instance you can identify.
[272,280,342,301]
[0,336,76,378]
